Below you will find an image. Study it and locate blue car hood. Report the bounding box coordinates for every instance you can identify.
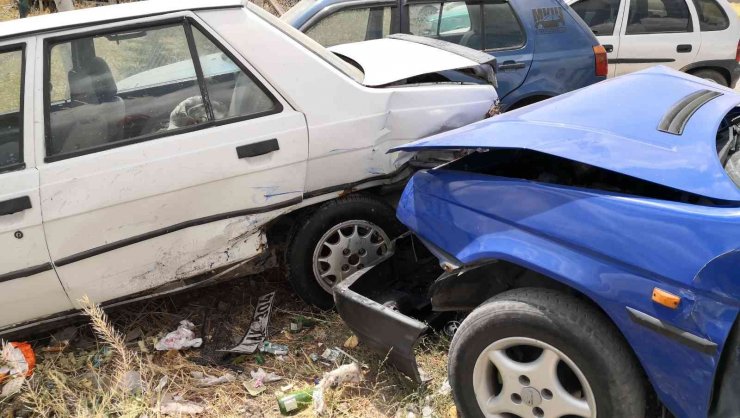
[394,67,740,202]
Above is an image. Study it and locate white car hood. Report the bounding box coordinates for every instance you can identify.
[329,36,496,87]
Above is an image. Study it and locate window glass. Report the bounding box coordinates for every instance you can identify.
[306,6,395,47]
[692,0,729,31]
[409,2,481,49]
[571,0,622,35]
[626,0,692,34]
[409,3,443,36]
[0,49,23,170]
[48,24,201,157]
[191,27,277,120]
[47,23,279,159]
[483,1,525,49]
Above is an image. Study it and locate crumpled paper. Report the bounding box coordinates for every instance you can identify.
[155,321,202,351]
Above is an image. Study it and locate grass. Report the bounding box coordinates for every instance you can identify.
[2,270,455,417]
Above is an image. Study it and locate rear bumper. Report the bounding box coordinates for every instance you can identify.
[333,234,439,382]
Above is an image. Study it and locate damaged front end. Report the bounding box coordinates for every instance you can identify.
[333,233,449,382]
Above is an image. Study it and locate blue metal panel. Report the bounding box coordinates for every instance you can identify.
[396,169,740,418]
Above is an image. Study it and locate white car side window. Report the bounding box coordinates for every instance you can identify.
[625,0,692,34]
[45,22,278,160]
[0,48,23,172]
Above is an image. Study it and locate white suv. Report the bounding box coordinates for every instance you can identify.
[0,0,497,334]
[569,0,740,86]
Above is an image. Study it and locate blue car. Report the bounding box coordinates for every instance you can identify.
[334,67,740,418]
[282,0,608,111]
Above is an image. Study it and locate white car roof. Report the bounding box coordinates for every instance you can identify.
[0,0,243,41]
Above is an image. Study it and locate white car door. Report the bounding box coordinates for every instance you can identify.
[37,16,308,305]
[570,0,627,75]
[613,0,700,76]
[0,39,73,331]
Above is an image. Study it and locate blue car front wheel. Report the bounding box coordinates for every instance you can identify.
[449,288,646,418]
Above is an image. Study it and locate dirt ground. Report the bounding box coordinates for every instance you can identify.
[1,268,455,417]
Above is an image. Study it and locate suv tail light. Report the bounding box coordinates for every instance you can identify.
[594,45,608,77]
[736,40,740,63]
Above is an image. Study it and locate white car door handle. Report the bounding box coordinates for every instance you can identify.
[0,196,32,216]
[236,139,280,159]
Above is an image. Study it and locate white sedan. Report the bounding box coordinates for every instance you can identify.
[0,0,497,333]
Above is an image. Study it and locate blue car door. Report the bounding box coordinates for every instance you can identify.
[402,0,533,98]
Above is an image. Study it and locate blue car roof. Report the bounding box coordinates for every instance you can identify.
[394,67,740,202]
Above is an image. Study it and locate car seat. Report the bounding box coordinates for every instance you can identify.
[51,57,125,154]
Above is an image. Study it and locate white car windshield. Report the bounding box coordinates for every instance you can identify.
[246,3,364,83]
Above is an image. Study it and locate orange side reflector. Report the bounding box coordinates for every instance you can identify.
[652,288,680,309]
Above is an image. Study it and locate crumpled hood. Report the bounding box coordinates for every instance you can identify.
[329,34,496,87]
[393,66,740,202]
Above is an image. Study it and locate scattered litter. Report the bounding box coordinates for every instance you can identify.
[121,370,143,394]
[309,353,319,362]
[289,322,302,333]
[244,379,267,397]
[221,292,275,353]
[343,335,359,349]
[280,383,294,392]
[290,315,318,333]
[320,347,342,364]
[0,341,35,397]
[422,406,433,418]
[138,340,150,353]
[438,379,452,396]
[259,341,288,356]
[314,363,363,415]
[154,320,203,351]
[41,341,69,353]
[255,353,265,365]
[191,371,236,387]
[250,368,282,386]
[160,394,205,415]
[278,387,315,415]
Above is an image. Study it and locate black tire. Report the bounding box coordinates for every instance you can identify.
[690,69,729,87]
[286,194,403,309]
[449,288,645,418]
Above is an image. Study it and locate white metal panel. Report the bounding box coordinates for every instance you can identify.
[614,0,701,75]
[0,38,72,329]
[199,8,496,194]
[693,0,740,63]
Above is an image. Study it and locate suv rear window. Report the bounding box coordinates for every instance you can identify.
[691,0,729,31]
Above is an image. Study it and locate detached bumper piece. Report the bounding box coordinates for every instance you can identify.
[333,234,440,382]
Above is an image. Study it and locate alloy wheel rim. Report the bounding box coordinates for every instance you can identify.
[472,336,597,418]
[312,220,390,293]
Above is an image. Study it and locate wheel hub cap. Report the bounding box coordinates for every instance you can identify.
[521,387,542,408]
[472,336,597,418]
[312,220,390,293]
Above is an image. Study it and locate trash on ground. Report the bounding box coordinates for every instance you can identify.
[191,370,236,387]
[277,386,316,415]
[418,368,433,384]
[343,334,359,349]
[320,347,342,364]
[159,394,205,415]
[309,353,319,362]
[244,379,267,397]
[154,320,203,351]
[314,362,364,415]
[250,368,282,386]
[0,341,35,397]
[280,383,294,392]
[221,292,275,353]
[259,341,288,356]
[121,370,143,394]
[438,378,452,396]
